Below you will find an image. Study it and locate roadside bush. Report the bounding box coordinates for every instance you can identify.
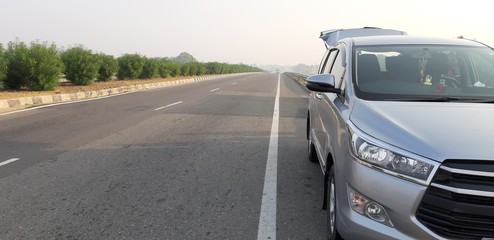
[197,63,207,75]
[158,58,171,78]
[117,54,145,80]
[0,44,7,88]
[61,46,100,86]
[181,64,190,76]
[28,42,64,90]
[187,63,198,76]
[3,41,30,89]
[161,59,181,77]
[139,57,160,79]
[97,53,118,81]
[189,62,206,75]
[205,62,222,75]
[4,41,63,90]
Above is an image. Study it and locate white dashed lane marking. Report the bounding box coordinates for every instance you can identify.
[0,158,20,167]
[154,101,183,111]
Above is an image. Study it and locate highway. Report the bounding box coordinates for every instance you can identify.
[0,73,326,239]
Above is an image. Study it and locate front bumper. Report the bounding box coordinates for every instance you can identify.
[336,159,443,239]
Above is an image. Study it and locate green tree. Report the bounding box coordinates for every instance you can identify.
[61,46,100,86]
[185,62,206,76]
[161,59,181,77]
[0,44,8,88]
[205,62,223,74]
[158,58,171,78]
[181,64,190,76]
[97,53,118,81]
[186,62,198,76]
[4,41,63,90]
[117,54,145,80]
[139,57,160,79]
[4,41,30,89]
[203,62,262,75]
[197,62,207,75]
[28,42,64,90]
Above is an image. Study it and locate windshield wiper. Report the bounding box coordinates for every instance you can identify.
[466,98,494,103]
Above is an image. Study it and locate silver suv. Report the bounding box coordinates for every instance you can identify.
[306,28,494,239]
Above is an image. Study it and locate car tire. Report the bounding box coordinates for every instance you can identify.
[327,166,342,240]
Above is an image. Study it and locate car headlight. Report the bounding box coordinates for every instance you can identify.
[351,133,434,182]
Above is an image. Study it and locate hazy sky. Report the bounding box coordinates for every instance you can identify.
[1,0,492,66]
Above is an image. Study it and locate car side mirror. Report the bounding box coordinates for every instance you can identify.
[306,74,341,94]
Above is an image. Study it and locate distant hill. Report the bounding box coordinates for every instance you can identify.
[173,52,197,64]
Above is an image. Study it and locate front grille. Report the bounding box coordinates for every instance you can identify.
[416,160,494,240]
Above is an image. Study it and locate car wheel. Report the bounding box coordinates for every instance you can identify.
[308,132,318,163]
[327,166,342,240]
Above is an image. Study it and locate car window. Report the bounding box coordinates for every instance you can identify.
[470,52,494,87]
[330,51,345,87]
[353,45,494,100]
[318,50,330,74]
[321,49,338,74]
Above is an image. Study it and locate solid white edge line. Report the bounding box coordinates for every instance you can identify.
[0,158,20,167]
[210,88,220,92]
[257,73,280,240]
[154,101,183,111]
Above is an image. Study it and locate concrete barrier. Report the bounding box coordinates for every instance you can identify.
[0,75,226,114]
[284,72,309,91]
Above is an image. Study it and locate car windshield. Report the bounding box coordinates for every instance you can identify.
[353,44,494,101]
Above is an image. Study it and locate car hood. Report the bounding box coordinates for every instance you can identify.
[350,100,494,162]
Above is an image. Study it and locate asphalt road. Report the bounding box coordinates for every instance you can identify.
[0,73,326,239]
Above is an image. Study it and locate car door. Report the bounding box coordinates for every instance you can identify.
[312,49,339,160]
[316,45,347,170]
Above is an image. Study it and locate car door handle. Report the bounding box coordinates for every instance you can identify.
[316,92,323,100]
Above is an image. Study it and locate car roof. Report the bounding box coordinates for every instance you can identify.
[348,35,486,47]
[320,27,407,47]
